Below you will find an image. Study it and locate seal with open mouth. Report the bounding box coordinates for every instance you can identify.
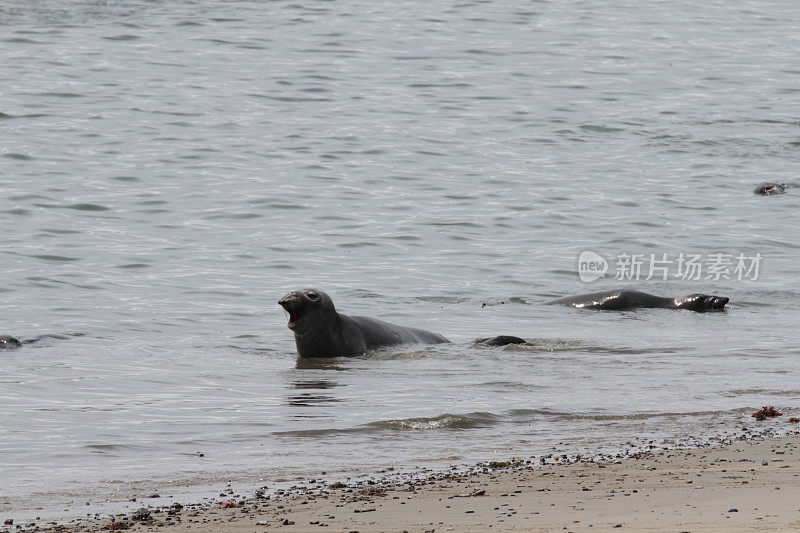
[279,289,450,357]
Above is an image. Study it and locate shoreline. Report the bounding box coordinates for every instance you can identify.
[17,429,800,533]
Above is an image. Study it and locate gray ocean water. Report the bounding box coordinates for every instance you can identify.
[2,0,800,522]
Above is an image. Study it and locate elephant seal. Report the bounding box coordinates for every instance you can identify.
[0,333,77,349]
[474,335,527,346]
[547,290,728,312]
[0,335,22,350]
[754,182,788,195]
[279,289,449,357]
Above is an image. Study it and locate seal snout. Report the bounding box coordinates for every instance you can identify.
[700,295,729,311]
[278,292,304,330]
[711,296,729,310]
[695,294,729,312]
[675,293,730,312]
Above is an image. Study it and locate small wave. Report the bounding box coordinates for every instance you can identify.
[254,94,332,103]
[149,110,203,117]
[407,83,473,88]
[725,389,800,397]
[70,203,109,211]
[39,228,80,235]
[425,221,482,228]
[415,295,470,304]
[33,202,110,211]
[251,201,307,210]
[366,412,498,431]
[338,241,379,249]
[286,393,342,406]
[464,48,504,56]
[481,381,546,391]
[84,443,146,453]
[27,255,80,262]
[33,92,84,98]
[203,212,263,220]
[580,124,626,133]
[275,412,499,438]
[506,407,752,422]
[392,55,434,61]
[0,112,47,120]
[274,427,360,438]
[103,34,141,41]
[3,37,45,44]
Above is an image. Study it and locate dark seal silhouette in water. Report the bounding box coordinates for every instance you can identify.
[474,335,527,346]
[547,290,728,312]
[0,333,76,350]
[475,290,730,347]
[279,289,449,357]
[0,335,22,350]
[754,182,788,195]
[474,291,728,346]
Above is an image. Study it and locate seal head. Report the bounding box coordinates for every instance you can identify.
[754,182,787,195]
[673,294,729,312]
[0,335,22,350]
[279,289,350,357]
[278,288,334,334]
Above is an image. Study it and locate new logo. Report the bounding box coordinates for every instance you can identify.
[578,251,608,282]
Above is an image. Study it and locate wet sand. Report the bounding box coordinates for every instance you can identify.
[17,434,800,533]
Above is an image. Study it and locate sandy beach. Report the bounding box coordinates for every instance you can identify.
[18,432,799,533]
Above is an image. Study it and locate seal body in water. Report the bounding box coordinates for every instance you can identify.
[279,289,450,357]
[547,290,728,312]
[754,182,788,195]
[0,333,76,350]
[0,335,22,349]
[474,335,528,346]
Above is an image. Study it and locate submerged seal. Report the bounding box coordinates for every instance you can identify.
[754,182,788,195]
[0,335,22,350]
[474,335,527,346]
[0,333,77,350]
[547,290,728,312]
[279,289,449,357]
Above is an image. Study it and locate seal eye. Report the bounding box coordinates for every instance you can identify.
[307,292,319,301]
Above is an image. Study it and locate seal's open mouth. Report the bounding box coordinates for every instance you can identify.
[285,308,302,329]
[278,296,304,330]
